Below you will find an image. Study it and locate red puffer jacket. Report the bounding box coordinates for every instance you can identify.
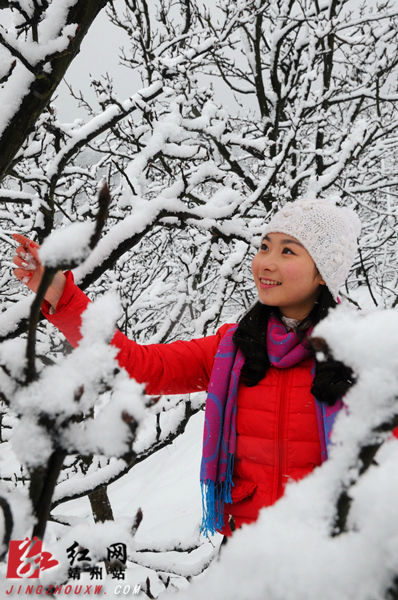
[41,271,398,537]
[223,355,321,536]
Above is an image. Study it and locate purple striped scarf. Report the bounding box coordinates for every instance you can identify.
[199,312,343,536]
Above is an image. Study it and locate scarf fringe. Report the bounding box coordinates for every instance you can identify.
[200,453,235,537]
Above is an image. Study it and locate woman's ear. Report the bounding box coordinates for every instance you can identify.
[314,266,324,285]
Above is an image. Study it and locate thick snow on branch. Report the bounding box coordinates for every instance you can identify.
[0,62,35,141]
[38,220,96,268]
[38,221,96,267]
[46,81,163,181]
[0,20,77,66]
[8,292,146,467]
[0,0,79,139]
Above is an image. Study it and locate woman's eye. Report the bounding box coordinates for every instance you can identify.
[259,244,294,255]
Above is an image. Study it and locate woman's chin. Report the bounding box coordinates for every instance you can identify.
[257,294,279,306]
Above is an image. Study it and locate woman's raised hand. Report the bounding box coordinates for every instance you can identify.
[12,233,66,311]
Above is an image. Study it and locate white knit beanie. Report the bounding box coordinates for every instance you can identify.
[262,198,361,301]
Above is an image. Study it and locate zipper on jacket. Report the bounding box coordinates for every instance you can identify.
[272,368,291,503]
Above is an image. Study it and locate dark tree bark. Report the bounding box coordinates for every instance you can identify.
[30,449,67,540]
[88,486,114,523]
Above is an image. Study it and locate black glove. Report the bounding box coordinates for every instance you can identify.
[310,337,357,406]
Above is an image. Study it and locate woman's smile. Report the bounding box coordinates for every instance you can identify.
[259,278,282,288]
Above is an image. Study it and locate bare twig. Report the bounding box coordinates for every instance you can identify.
[89,182,112,250]
[0,496,14,560]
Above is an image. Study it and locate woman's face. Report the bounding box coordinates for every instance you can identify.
[251,232,326,320]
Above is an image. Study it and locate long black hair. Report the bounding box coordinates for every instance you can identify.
[232,284,355,405]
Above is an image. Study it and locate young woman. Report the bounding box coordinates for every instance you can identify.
[12,198,374,538]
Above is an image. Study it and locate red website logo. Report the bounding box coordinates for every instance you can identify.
[6,537,59,578]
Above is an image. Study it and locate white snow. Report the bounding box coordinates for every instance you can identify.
[38,222,96,267]
[9,293,147,467]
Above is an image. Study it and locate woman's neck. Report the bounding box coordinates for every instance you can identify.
[280,314,301,331]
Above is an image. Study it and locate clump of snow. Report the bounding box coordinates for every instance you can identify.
[10,293,147,466]
[199,187,242,219]
[0,0,82,141]
[62,375,147,457]
[78,289,122,345]
[312,303,398,376]
[38,221,96,268]
[0,337,26,397]
[0,22,78,65]
[52,457,126,505]
[11,419,54,468]
[0,62,35,140]
[0,484,35,559]
[219,240,248,278]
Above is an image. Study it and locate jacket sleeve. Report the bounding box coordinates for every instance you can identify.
[41,270,235,396]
